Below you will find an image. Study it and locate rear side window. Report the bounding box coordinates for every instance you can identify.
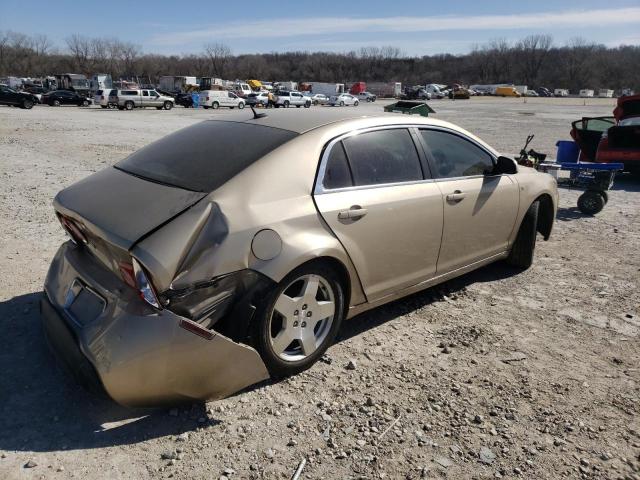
[420,130,494,178]
[342,129,423,186]
[323,142,353,189]
[117,121,297,192]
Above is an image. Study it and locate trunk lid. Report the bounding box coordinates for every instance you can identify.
[54,167,206,252]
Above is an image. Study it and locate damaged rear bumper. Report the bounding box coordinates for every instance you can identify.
[42,242,270,407]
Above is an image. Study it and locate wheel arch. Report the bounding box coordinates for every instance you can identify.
[536,193,555,240]
[288,256,353,316]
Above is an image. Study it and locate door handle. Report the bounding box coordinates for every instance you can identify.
[446,190,466,203]
[338,206,368,220]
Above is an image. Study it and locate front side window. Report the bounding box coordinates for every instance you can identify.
[420,129,494,178]
[342,129,423,186]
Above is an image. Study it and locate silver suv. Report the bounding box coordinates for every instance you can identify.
[274,90,311,108]
[113,89,174,110]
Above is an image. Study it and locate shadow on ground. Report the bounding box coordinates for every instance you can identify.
[0,292,215,453]
[556,206,588,222]
[0,262,521,452]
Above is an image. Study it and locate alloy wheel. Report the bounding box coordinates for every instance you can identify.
[268,274,335,362]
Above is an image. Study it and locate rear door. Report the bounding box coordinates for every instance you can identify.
[418,128,519,273]
[314,127,444,301]
[141,89,151,107]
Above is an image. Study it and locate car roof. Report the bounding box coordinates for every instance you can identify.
[205,109,456,135]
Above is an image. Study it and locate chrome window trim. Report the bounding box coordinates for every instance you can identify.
[314,124,435,195]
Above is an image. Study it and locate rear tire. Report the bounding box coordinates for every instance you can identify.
[507,201,539,269]
[577,191,605,215]
[339,101,345,107]
[250,262,345,378]
[284,100,290,108]
[82,99,90,107]
[101,105,108,109]
[52,99,61,107]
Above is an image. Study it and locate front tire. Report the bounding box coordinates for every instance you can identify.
[507,201,539,269]
[163,101,173,110]
[21,99,34,109]
[250,262,345,378]
[284,100,290,108]
[238,102,245,109]
[125,101,134,110]
[354,100,359,106]
[212,101,219,109]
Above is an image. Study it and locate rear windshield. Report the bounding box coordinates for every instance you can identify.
[116,121,297,192]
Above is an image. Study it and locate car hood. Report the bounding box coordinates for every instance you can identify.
[54,167,206,251]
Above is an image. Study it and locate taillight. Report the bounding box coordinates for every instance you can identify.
[118,259,161,308]
[57,213,87,245]
[118,261,136,289]
[206,96,209,101]
[132,258,161,309]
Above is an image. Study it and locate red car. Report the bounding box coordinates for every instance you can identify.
[597,94,640,173]
[571,95,640,174]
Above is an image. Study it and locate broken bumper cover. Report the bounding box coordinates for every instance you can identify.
[42,242,270,407]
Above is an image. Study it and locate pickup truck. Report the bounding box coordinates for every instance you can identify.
[274,91,311,108]
[113,89,174,110]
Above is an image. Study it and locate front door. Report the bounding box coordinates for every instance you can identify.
[419,128,519,273]
[314,128,444,301]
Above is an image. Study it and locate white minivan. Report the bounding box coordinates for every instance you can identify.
[199,90,246,109]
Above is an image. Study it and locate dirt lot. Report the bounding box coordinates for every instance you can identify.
[0,98,638,480]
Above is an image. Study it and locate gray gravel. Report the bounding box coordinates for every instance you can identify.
[0,98,638,479]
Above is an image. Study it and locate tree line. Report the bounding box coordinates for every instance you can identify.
[1,31,638,92]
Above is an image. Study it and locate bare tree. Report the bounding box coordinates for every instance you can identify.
[516,34,553,85]
[65,34,92,72]
[204,42,231,77]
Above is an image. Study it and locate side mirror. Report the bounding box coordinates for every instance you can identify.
[489,156,518,175]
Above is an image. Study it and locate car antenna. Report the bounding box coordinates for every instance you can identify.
[250,105,267,119]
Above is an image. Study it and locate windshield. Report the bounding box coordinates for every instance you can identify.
[116,121,297,192]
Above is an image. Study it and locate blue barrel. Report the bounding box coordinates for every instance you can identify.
[556,140,580,163]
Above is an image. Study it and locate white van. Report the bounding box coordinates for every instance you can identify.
[579,89,594,98]
[199,90,246,109]
[554,89,569,97]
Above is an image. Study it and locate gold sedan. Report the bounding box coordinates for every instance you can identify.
[42,109,558,406]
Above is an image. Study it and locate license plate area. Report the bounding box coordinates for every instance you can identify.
[64,279,105,326]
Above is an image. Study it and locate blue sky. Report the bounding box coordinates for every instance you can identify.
[2,0,639,56]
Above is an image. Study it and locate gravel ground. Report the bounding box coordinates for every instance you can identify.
[0,98,638,480]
